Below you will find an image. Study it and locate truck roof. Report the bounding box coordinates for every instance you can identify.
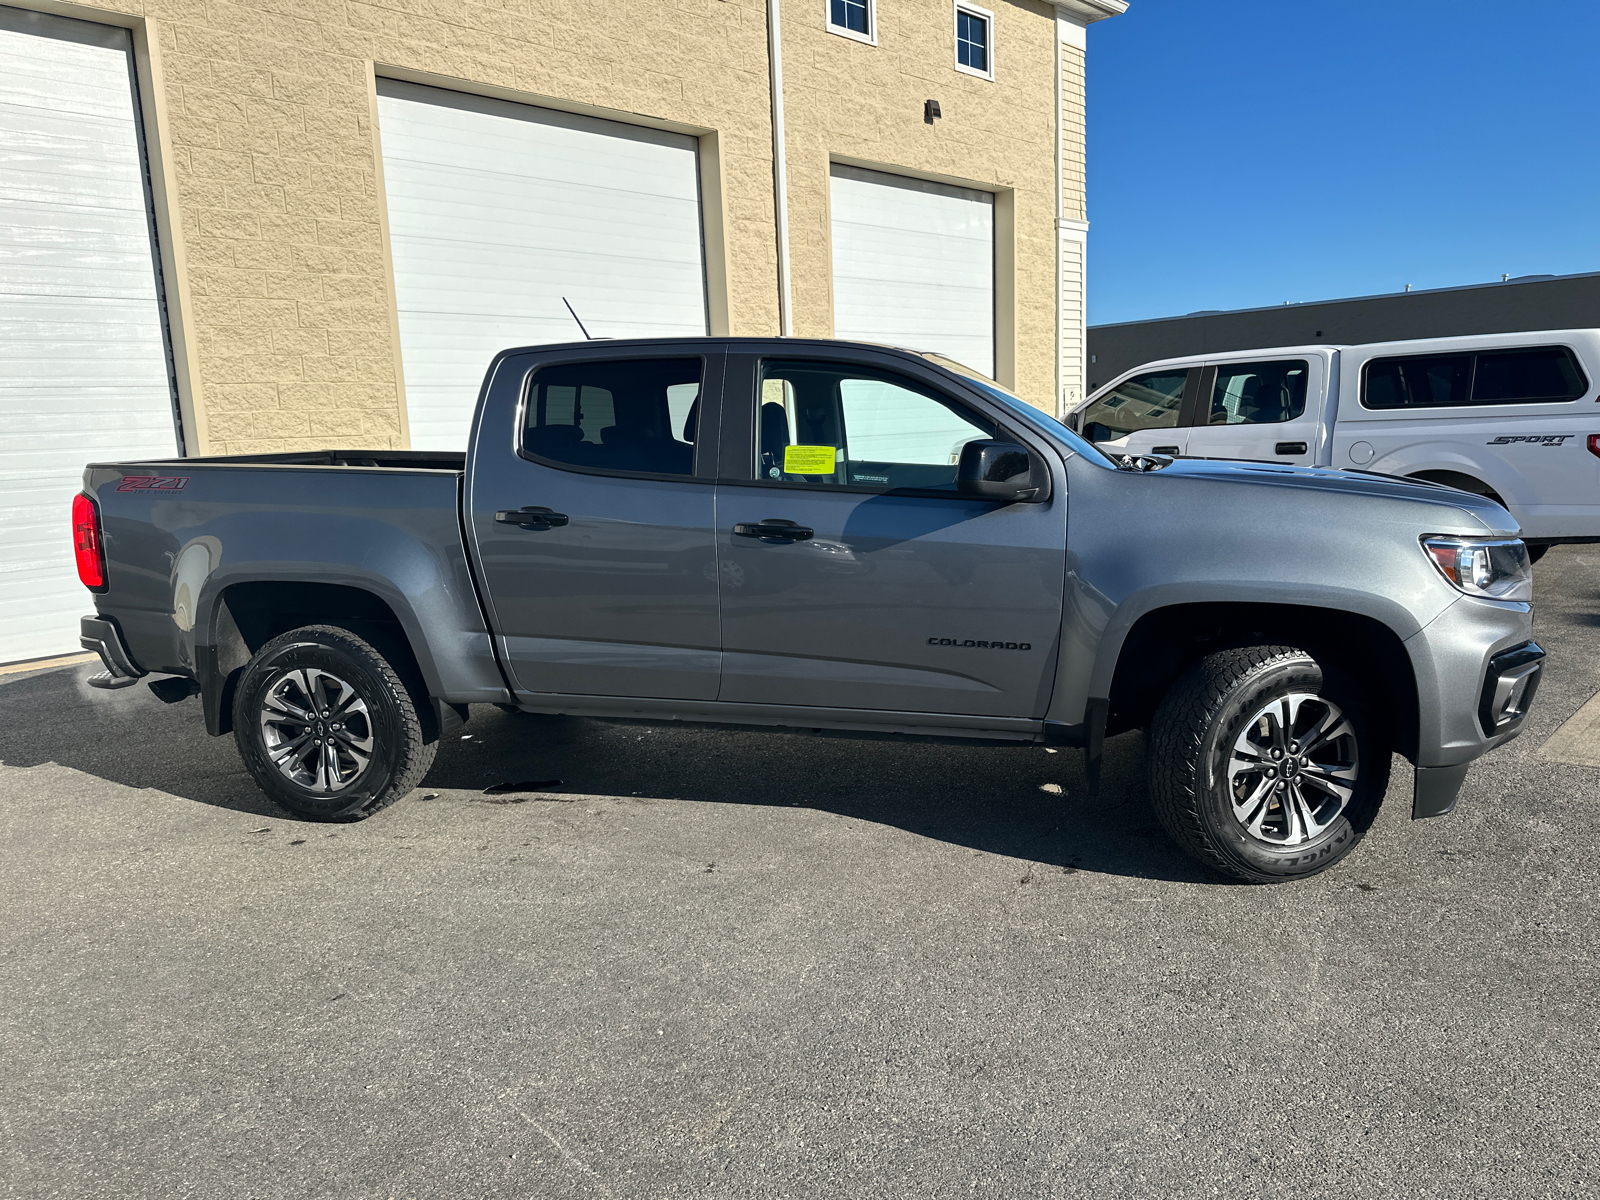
[490,334,937,357]
[1100,327,1600,376]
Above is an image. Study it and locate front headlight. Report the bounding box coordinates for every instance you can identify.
[1421,536,1533,602]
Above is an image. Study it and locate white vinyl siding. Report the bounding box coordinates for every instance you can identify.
[0,8,177,665]
[375,80,708,451]
[828,163,995,378]
[1059,223,1087,412]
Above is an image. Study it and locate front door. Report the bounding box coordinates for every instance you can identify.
[466,351,723,700]
[714,351,1067,718]
[1183,357,1321,466]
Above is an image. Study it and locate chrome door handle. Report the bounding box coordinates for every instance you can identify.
[496,506,569,529]
[733,519,814,542]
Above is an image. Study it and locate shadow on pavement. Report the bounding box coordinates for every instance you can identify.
[0,662,1220,885]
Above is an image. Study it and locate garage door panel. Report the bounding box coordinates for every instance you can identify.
[830,164,994,378]
[378,101,700,194]
[383,216,705,280]
[376,78,708,451]
[380,181,704,279]
[0,10,178,664]
[388,253,708,323]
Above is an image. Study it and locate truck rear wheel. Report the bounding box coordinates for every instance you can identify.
[233,624,436,822]
[1148,645,1389,883]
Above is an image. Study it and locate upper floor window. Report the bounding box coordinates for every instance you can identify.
[828,0,875,44]
[955,3,993,78]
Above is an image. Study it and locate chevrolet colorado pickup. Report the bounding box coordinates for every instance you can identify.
[74,338,1545,882]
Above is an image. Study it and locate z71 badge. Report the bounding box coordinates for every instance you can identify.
[116,474,190,492]
[1487,434,1572,447]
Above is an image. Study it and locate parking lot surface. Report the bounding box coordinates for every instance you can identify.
[4,550,1599,1199]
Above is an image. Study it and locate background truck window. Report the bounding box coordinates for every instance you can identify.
[1363,354,1475,408]
[1077,369,1187,442]
[1208,360,1309,425]
[1471,347,1587,403]
[1363,347,1587,409]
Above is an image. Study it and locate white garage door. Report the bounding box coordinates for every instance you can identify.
[830,164,995,378]
[376,80,709,451]
[0,7,179,666]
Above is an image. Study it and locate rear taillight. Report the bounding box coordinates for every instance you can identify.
[72,493,106,591]
[1589,434,1600,459]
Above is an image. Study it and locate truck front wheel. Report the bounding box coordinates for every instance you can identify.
[233,624,437,821]
[1148,645,1389,883]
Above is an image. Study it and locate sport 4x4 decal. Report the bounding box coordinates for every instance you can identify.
[1487,434,1572,447]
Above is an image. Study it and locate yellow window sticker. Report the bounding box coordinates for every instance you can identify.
[783,444,838,475]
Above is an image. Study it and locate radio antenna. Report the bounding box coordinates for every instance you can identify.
[561,297,593,340]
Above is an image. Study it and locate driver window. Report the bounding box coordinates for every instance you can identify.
[1077,369,1189,442]
[756,360,995,490]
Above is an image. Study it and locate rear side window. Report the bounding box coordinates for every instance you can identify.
[1077,369,1188,441]
[523,358,702,477]
[1208,360,1308,425]
[1362,346,1587,409]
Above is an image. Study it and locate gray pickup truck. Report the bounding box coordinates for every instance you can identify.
[75,337,1544,882]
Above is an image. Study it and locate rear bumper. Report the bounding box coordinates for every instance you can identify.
[80,615,145,690]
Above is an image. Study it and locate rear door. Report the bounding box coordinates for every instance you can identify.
[465,348,724,700]
[713,347,1066,718]
[1182,356,1323,466]
[1072,366,1196,457]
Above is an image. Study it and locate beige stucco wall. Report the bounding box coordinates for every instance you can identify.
[779,0,1062,406]
[23,0,1087,453]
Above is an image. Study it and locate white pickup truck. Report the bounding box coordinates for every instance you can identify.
[1069,329,1600,554]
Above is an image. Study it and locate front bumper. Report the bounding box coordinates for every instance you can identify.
[1405,595,1542,819]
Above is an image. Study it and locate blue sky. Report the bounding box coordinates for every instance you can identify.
[1086,0,1600,325]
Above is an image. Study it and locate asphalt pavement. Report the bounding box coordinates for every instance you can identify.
[3,549,1599,1199]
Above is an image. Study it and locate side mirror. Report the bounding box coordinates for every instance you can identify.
[1082,421,1116,443]
[957,440,1044,502]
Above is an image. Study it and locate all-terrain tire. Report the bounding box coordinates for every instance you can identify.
[233,624,436,821]
[1148,645,1390,883]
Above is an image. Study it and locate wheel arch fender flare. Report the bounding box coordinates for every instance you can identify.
[194,571,444,736]
[1051,586,1426,761]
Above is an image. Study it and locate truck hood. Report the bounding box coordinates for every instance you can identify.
[1145,457,1518,535]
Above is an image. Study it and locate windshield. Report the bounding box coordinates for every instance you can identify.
[917,352,1117,468]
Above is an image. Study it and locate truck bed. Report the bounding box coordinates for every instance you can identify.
[83,448,506,718]
[142,449,467,472]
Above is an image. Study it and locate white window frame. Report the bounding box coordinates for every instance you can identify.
[826,0,877,46]
[953,1,995,80]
